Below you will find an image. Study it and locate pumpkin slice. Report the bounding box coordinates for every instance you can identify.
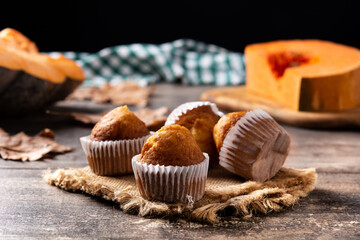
[245,40,360,112]
[0,28,85,115]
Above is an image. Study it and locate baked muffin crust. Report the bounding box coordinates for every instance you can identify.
[213,111,248,151]
[174,105,220,162]
[174,105,219,130]
[90,106,149,141]
[140,124,205,166]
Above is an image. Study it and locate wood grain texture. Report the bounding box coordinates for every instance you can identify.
[0,169,358,239]
[1,83,359,239]
[201,86,360,128]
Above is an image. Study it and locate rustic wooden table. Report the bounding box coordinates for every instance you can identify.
[0,84,359,239]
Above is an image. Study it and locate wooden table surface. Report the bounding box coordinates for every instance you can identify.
[0,84,359,239]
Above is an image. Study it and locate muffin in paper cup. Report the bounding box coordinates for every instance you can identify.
[80,105,152,176]
[80,134,151,176]
[165,101,223,167]
[133,124,209,203]
[165,101,223,126]
[214,109,291,182]
[132,153,209,203]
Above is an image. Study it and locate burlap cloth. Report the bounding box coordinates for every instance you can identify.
[44,166,316,224]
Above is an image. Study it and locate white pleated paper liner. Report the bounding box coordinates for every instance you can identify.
[132,153,209,203]
[80,133,152,176]
[165,101,223,126]
[219,109,291,182]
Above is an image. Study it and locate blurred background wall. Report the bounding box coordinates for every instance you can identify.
[1,2,359,53]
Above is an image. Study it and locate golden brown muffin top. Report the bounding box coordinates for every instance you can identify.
[174,105,220,130]
[213,111,248,152]
[139,124,205,166]
[175,105,220,161]
[90,106,150,141]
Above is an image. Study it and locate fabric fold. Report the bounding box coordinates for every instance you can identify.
[44,166,316,224]
[49,39,245,87]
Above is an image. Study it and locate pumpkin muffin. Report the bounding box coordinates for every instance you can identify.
[165,101,222,167]
[80,106,151,176]
[132,124,209,203]
[213,109,291,182]
[213,111,248,152]
[90,105,149,141]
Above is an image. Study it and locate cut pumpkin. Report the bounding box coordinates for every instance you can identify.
[0,28,85,115]
[245,40,360,112]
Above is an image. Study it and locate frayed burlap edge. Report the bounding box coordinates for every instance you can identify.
[44,167,317,224]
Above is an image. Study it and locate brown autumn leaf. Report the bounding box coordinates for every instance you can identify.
[50,111,105,125]
[67,82,154,107]
[134,107,169,130]
[0,128,72,161]
[47,107,169,130]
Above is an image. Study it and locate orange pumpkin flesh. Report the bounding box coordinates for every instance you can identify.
[0,28,84,83]
[0,28,85,115]
[245,40,360,112]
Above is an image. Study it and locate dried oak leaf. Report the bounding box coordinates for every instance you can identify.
[67,82,154,107]
[134,107,169,130]
[46,111,105,125]
[0,128,72,161]
[47,107,169,130]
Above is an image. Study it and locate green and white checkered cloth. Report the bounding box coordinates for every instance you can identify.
[50,39,245,86]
